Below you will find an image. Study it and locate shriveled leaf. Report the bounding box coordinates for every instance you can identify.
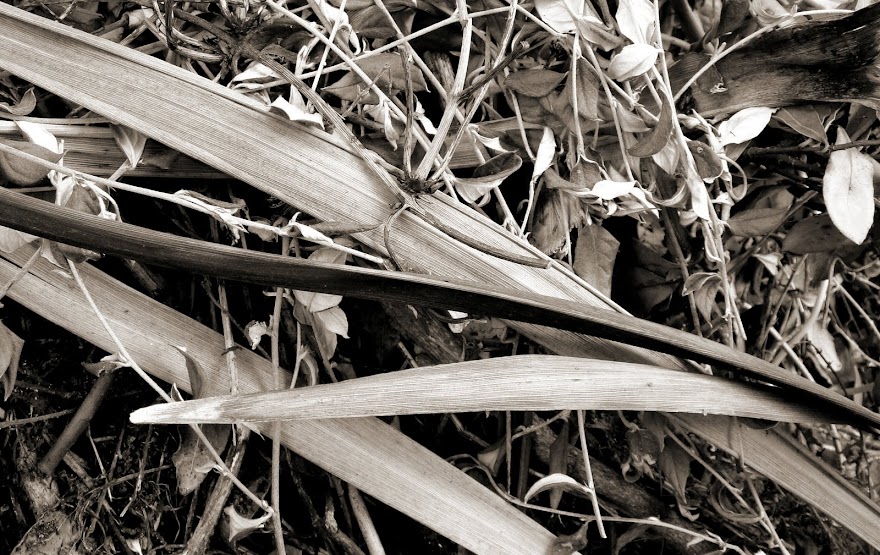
[530,189,583,256]
[0,87,35,115]
[823,129,874,244]
[717,107,776,146]
[0,139,63,185]
[245,320,269,350]
[504,69,567,98]
[616,0,656,44]
[782,214,856,254]
[110,123,147,168]
[626,426,664,463]
[552,522,589,555]
[0,321,23,400]
[573,224,619,297]
[607,44,660,81]
[657,441,696,520]
[682,272,721,322]
[221,505,271,545]
[524,473,593,503]
[628,96,674,157]
[727,206,789,237]
[715,0,750,37]
[806,322,842,373]
[454,152,523,202]
[269,96,324,128]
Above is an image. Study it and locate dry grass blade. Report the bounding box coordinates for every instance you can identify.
[131,355,841,425]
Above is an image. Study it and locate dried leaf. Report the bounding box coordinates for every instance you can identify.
[775,106,827,144]
[564,57,599,120]
[687,140,723,181]
[0,139,63,185]
[454,152,523,202]
[524,473,593,503]
[532,127,556,183]
[657,441,695,517]
[293,248,347,311]
[573,224,619,297]
[110,124,147,168]
[628,96,673,158]
[534,0,602,34]
[269,96,324,128]
[0,87,35,115]
[823,129,874,244]
[504,69,566,98]
[324,53,427,104]
[221,505,271,545]
[607,44,660,81]
[0,226,37,253]
[245,320,269,350]
[782,214,855,254]
[314,305,349,339]
[0,321,23,400]
[552,522,589,555]
[727,206,789,237]
[616,0,656,44]
[717,107,776,146]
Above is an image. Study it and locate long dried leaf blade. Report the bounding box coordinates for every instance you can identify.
[129,355,839,424]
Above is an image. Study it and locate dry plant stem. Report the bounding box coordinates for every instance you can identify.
[218,282,239,394]
[348,485,386,555]
[582,44,634,181]
[0,408,76,428]
[661,208,703,336]
[37,367,116,474]
[415,17,473,180]
[576,410,606,538]
[770,279,829,367]
[270,236,291,554]
[767,328,814,381]
[745,474,791,555]
[64,260,270,512]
